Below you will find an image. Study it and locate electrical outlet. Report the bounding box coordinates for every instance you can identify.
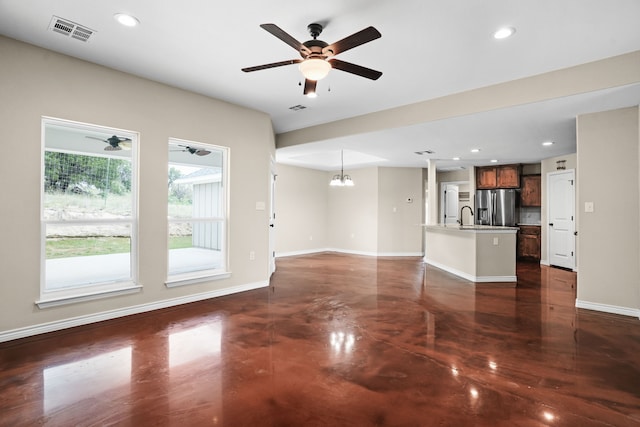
[493,237,499,246]
[249,251,255,260]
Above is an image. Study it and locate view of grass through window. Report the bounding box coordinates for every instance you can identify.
[42,119,140,291]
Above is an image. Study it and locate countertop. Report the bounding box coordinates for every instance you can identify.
[423,224,519,233]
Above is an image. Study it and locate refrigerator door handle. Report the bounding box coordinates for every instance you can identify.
[491,192,496,226]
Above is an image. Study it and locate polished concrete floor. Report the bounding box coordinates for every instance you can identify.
[1,253,639,426]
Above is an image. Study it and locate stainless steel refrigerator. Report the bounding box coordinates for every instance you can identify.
[475,189,518,226]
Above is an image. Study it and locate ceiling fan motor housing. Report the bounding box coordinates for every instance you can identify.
[307,23,323,38]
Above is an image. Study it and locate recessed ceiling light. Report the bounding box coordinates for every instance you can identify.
[453,157,460,161]
[542,141,554,146]
[490,159,498,163]
[471,148,480,153]
[114,13,139,27]
[494,27,515,39]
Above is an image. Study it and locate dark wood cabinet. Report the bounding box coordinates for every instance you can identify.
[476,164,520,189]
[517,225,541,260]
[476,167,497,189]
[497,164,521,188]
[521,175,541,207]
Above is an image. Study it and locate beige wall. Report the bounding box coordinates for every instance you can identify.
[575,106,640,314]
[273,164,328,255]
[275,166,423,256]
[377,168,423,254]
[0,37,275,337]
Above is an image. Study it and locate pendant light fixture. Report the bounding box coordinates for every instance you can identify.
[330,150,354,187]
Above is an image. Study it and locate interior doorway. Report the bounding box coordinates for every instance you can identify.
[269,159,277,276]
[440,181,470,225]
[547,169,576,270]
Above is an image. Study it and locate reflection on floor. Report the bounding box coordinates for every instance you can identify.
[1,253,639,426]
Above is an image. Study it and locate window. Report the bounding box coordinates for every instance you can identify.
[39,118,139,307]
[167,139,229,286]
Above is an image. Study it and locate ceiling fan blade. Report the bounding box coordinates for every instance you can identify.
[328,59,382,80]
[260,23,304,52]
[85,136,107,142]
[119,141,132,150]
[303,79,317,96]
[323,26,381,56]
[242,59,302,73]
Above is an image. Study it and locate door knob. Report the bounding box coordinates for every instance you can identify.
[549,223,554,226]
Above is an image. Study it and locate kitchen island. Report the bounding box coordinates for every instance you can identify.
[423,224,518,284]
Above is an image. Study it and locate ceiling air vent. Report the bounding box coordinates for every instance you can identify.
[49,16,95,42]
[415,150,435,155]
[289,105,307,111]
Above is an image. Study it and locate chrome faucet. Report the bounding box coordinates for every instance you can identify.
[459,205,474,226]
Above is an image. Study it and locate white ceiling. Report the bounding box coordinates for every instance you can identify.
[1,0,639,171]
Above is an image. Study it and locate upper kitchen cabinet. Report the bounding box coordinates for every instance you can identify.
[476,167,497,189]
[521,175,541,207]
[476,164,521,189]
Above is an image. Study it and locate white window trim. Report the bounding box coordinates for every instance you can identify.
[39,117,140,308]
[166,138,230,286]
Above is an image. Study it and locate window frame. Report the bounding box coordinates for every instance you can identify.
[165,138,230,287]
[37,117,140,308]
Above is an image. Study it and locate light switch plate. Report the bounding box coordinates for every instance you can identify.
[585,202,594,213]
[256,201,266,211]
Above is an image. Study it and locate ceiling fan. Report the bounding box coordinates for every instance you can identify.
[86,135,131,151]
[242,23,382,96]
[171,145,211,156]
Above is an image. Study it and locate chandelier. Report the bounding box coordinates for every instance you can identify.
[329,150,354,187]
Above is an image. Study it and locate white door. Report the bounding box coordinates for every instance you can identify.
[442,184,459,224]
[548,170,575,269]
[269,163,277,275]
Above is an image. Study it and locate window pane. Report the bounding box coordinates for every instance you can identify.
[168,221,223,275]
[42,118,137,295]
[44,152,132,221]
[46,223,132,289]
[168,138,227,280]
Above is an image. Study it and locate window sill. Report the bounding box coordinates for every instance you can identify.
[165,271,231,288]
[35,283,143,309]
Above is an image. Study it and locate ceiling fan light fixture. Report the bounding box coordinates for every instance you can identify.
[299,58,331,81]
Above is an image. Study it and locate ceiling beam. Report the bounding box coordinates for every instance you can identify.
[276,50,640,149]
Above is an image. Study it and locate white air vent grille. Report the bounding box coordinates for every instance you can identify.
[49,16,95,42]
[459,191,470,201]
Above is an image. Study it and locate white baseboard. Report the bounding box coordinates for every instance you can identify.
[275,248,329,258]
[0,281,268,343]
[540,259,550,266]
[276,249,424,258]
[575,299,640,319]
[424,258,517,283]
